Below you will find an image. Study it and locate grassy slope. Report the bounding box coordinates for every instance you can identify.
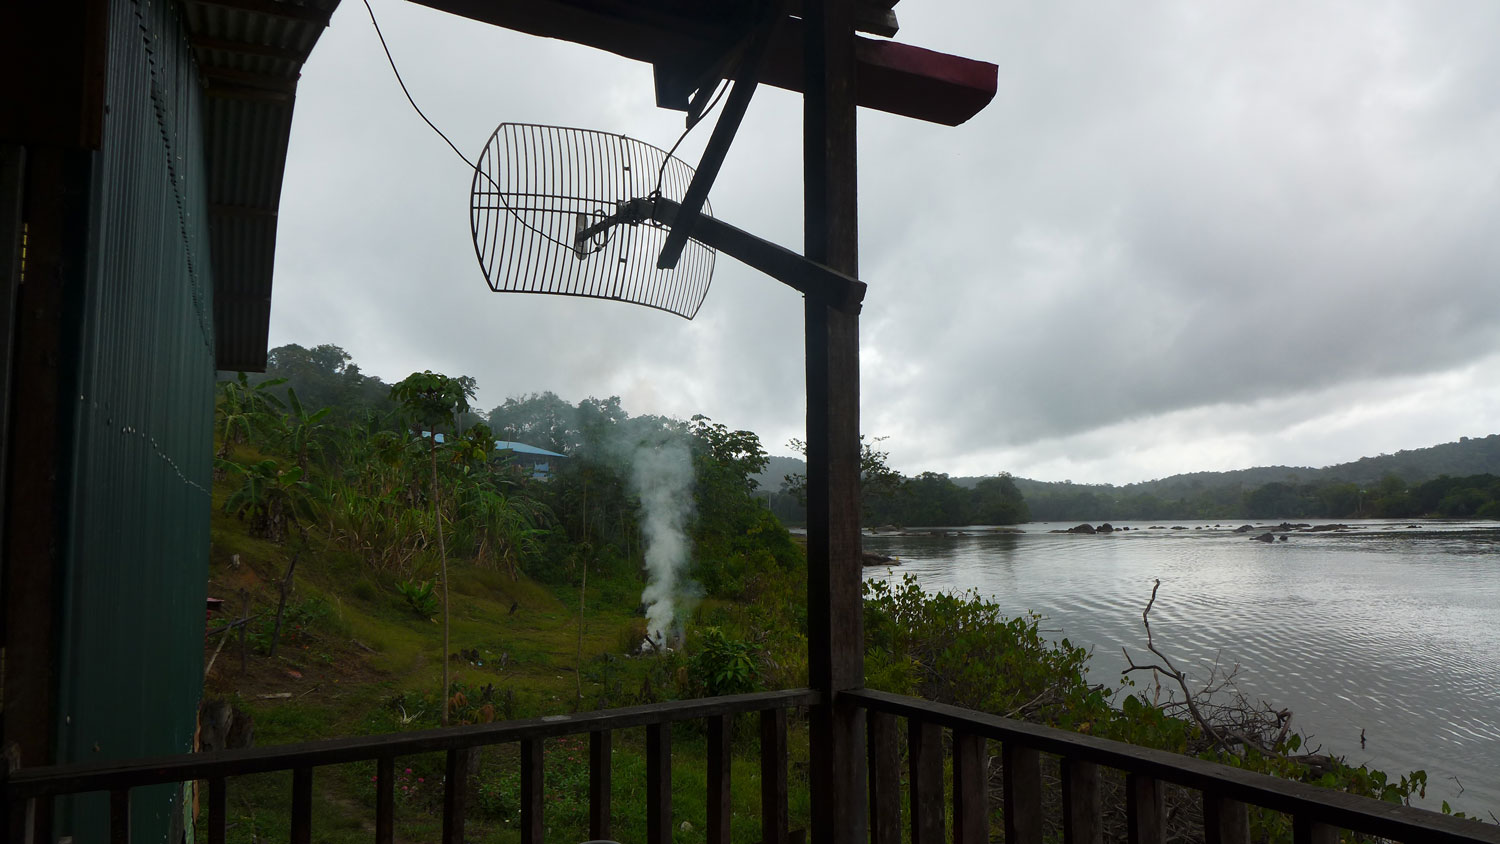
[204,477,811,844]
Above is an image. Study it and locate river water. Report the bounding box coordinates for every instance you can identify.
[859,519,1500,817]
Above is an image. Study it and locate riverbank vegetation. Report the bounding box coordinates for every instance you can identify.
[204,343,1481,842]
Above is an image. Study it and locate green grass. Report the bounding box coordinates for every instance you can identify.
[202,470,812,844]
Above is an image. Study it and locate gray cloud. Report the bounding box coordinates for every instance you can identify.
[270,0,1500,483]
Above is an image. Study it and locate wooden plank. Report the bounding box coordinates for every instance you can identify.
[109,788,131,844]
[907,720,943,844]
[866,710,900,844]
[1126,773,1164,844]
[1293,816,1339,844]
[520,740,543,844]
[761,708,789,844]
[844,690,1500,844]
[444,748,472,844]
[290,767,312,844]
[589,730,612,841]
[375,757,394,844]
[207,777,227,844]
[708,714,732,844]
[7,689,820,798]
[951,732,987,844]
[647,723,673,844]
[1002,743,1042,844]
[1060,759,1101,844]
[1203,793,1250,844]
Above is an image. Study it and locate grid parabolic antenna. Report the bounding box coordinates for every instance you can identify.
[470,123,717,319]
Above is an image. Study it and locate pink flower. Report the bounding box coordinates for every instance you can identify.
[417,777,425,783]
[405,767,413,774]
[370,776,378,782]
[402,786,409,793]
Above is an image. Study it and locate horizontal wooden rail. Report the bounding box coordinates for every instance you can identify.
[845,688,1500,844]
[6,688,819,799]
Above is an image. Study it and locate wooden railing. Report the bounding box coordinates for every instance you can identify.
[9,686,1499,844]
[2,688,818,844]
[849,688,1500,844]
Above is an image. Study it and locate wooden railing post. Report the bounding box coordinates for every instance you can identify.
[207,776,228,844]
[290,766,313,844]
[761,708,788,844]
[952,732,988,844]
[1002,743,1042,844]
[520,739,543,844]
[1293,816,1339,844]
[1060,760,1101,844]
[375,757,394,844]
[109,787,130,844]
[866,710,900,844]
[444,748,472,844]
[589,730,612,841]
[1204,793,1249,844]
[907,720,943,844]
[1126,774,1164,844]
[708,714,732,844]
[647,722,672,844]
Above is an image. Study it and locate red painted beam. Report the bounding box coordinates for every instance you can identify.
[404,0,997,125]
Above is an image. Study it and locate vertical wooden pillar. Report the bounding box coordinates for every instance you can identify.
[804,1,866,843]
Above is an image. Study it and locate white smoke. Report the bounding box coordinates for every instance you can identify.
[630,439,695,646]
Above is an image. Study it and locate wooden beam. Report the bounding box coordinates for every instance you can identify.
[183,0,332,26]
[404,0,995,125]
[805,4,866,844]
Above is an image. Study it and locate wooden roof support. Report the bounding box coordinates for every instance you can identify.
[405,0,996,125]
[803,2,867,844]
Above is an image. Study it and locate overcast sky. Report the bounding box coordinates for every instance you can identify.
[270,0,1500,485]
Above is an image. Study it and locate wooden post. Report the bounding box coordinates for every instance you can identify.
[1061,760,1101,844]
[760,708,789,844]
[520,739,543,844]
[1002,743,1042,844]
[866,711,900,844]
[375,758,394,844]
[647,723,672,844]
[804,1,866,843]
[952,733,988,844]
[1203,793,1249,844]
[589,729,612,841]
[290,766,313,844]
[1126,773,1164,844]
[708,714,732,844]
[907,721,943,844]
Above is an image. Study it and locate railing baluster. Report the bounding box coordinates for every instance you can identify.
[708,714,732,844]
[1203,793,1249,844]
[290,766,313,844]
[375,757,394,844]
[1002,742,1042,844]
[589,729,612,841]
[1293,816,1338,844]
[647,722,672,844]
[109,787,130,844]
[207,777,227,844]
[1126,773,1163,844]
[520,739,543,844]
[761,707,788,844]
[1060,760,1100,844]
[907,719,943,844]
[32,795,53,844]
[952,732,987,844]
[446,748,474,844]
[866,710,900,844]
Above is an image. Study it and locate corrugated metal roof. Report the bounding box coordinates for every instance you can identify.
[181,0,339,371]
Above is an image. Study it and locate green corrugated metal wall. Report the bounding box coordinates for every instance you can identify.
[54,0,216,839]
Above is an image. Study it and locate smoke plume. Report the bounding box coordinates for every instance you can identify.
[630,439,695,646]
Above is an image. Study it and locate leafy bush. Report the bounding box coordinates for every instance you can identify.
[396,578,439,618]
[689,627,759,697]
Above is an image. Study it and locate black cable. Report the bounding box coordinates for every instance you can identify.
[362,0,477,172]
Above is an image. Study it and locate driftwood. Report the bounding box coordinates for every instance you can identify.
[1122,579,1296,757]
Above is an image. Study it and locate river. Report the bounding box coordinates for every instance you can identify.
[859,518,1500,817]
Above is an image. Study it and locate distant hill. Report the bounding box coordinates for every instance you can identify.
[758,433,1500,496]
[1000,433,1500,500]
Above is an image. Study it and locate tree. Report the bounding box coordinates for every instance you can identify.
[390,370,475,727]
[220,458,318,544]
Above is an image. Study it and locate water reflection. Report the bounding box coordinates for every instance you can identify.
[861,519,1500,816]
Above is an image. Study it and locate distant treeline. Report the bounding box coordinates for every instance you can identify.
[1024,473,1500,521]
